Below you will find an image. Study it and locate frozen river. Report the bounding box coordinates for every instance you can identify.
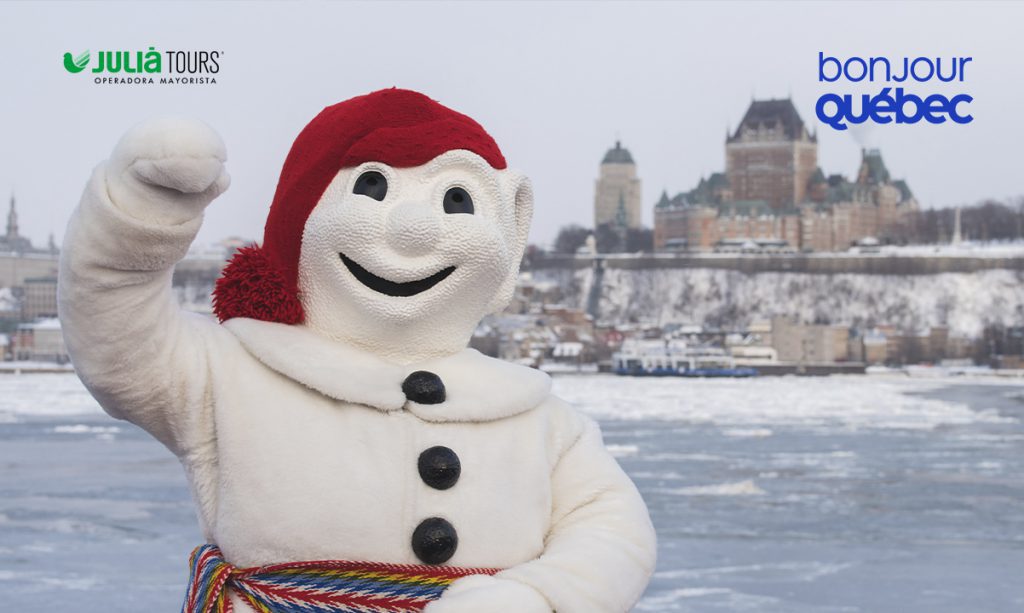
[1,373,1022,612]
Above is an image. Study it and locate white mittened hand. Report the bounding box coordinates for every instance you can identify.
[106,117,230,226]
[424,575,551,613]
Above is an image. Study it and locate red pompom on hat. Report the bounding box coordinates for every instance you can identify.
[212,88,507,324]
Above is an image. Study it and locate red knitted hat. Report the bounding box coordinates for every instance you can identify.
[212,88,507,324]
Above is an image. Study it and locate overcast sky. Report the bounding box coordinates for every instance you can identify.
[1,1,1021,249]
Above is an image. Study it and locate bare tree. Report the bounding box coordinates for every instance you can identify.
[553,224,592,254]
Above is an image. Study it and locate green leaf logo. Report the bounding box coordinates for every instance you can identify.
[63,50,90,74]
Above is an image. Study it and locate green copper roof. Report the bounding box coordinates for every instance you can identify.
[602,140,635,165]
[892,179,913,201]
[859,148,891,184]
[655,190,671,209]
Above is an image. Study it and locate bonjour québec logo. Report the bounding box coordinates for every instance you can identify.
[62,47,221,85]
[815,52,973,131]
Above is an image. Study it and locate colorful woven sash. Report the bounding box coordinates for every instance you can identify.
[181,544,501,613]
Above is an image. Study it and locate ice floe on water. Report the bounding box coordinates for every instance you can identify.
[554,374,1015,431]
[660,479,767,497]
[0,373,102,420]
[654,560,856,582]
[721,427,773,438]
[2,372,1017,434]
[52,424,120,434]
[1,372,1023,611]
[634,585,785,611]
[605,443,639,457]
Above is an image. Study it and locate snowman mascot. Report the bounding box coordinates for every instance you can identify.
[59,89,656,613]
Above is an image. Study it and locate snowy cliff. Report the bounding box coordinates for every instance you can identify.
[533,266,1024,337]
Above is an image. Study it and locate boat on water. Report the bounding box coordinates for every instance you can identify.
[612,339,759,378]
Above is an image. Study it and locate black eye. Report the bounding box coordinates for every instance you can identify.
[353,171,387,201]
[443,187,474,215]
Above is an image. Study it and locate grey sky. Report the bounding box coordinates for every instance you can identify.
[1,1,1021,248]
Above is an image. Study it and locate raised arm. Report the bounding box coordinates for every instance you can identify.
[428,413,657,613]
[58,118,231,456]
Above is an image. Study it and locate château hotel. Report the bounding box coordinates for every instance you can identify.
[653,98,919,252]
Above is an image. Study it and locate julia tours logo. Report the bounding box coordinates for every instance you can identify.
[815,52,973,131]
[62,47,221,86]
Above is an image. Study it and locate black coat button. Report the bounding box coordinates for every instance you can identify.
[412,517,457,565]
[403,371,446,405]
[418,446,461,490]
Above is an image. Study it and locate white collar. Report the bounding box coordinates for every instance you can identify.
[223,318,551,423]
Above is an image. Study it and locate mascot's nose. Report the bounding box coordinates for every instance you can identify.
[385,200,443,257]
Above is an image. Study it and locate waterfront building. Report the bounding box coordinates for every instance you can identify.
[13,318,68,363]
[20,276,58,321]
[770,316,851,363]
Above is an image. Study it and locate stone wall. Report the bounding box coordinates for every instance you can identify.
[529,253,1024,275]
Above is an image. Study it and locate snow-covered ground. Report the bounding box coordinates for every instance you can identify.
[0,361,75,374]
[537,266,1024,337]
[1,373,1023,612]
[558,374,1010,431]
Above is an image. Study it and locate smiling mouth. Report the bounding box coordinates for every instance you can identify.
[339,253,456,297]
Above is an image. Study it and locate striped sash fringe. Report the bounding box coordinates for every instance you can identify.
[181,544,501,613]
